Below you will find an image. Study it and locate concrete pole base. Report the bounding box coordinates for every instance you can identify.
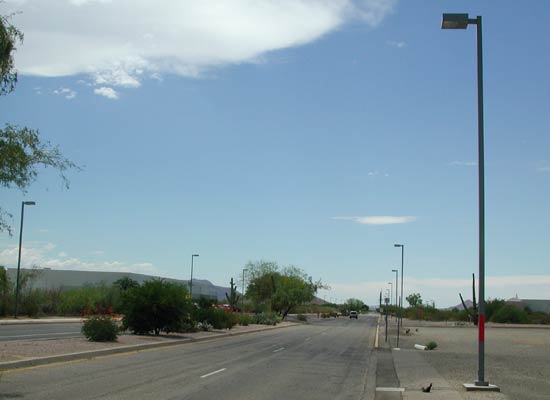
[463,383,500,392]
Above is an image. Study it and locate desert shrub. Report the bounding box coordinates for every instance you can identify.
[195,307,237,330]
[123,280,193,335]
[251,312,281,326]
[297,314,308,322]
[426,341,438,350]
[81,309,119,342]
[490,305,528,324]
[237,314,252,326]
[59,284,120,316]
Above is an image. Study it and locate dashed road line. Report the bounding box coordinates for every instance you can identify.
[200,368,226,378]
[272,347,285,353]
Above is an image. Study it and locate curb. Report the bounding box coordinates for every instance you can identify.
[0,323,298,372]
[0,319,82,326]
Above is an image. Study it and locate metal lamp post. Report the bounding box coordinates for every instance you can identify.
[394,244,404,348]
[14,201,36,318]
[189,254,199,299]
[388,282,393,315]
[441,13,498,391]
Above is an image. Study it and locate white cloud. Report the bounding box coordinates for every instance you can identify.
[538,164,550,172]
[448,160,477,167]
[52,86,77,99]
[7,0,396,90]
[0,245,159,275]
[387,40,406,48]
[94,86,118,99]
[332,216,417,225]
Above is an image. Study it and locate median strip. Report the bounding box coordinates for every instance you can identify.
[200,368,226,378]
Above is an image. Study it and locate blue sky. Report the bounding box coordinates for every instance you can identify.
[1,0,549,307]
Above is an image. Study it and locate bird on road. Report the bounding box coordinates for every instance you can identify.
[421,383,433,393]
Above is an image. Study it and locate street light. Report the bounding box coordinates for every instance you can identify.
[189,254,199,299]
[388,282,393,314]
[394,244,404,348]
[241,268,248,313]
[442,13,498,391]
[392,269,398,309]
[14,201,36,318]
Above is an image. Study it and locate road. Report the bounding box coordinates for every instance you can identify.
[1,315,377,400]
[0,322,82,342]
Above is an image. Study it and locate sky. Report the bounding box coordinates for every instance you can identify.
[1,0,549,307]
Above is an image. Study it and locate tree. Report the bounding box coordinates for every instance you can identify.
[406,293,423,307]
[122,280,193,335]
[225,277,240,310]
[1,12,78,234]
[245,261,326,318]
[343,298,368,312]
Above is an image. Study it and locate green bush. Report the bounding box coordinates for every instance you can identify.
[490,305,528,324]
[59,284,120,316]
[426,341,438,350]
[123,280,193,335]
[251,312,281,326]
[82,314,119,342]
[237,314,252,326]
[297,314,308,322]
[195,307,237,330]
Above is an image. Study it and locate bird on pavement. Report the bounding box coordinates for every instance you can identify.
[421,383,433,393]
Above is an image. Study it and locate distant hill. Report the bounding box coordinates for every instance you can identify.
[445,299,474,311]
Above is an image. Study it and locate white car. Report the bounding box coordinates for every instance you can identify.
[349,311,358,319]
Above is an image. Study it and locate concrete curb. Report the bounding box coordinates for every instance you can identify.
[0,318,82,326]
[0,323,298,372]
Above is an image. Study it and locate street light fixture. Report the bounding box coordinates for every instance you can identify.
[394,244,404,348]
[189,254,199,299]
[14,201,36,318]
[442,13,498,391]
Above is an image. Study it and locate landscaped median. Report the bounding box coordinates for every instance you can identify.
[0,321,297,371]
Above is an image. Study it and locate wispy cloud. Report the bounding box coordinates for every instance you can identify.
[367,170,390,177]
[53,87,77,99]
[538,164,550,172]
[386,40,407,48]
[448,160,477,167]
[0,245,158,275]
[9,0,396,93]
[332,216,417,225]
[94,87,119,99]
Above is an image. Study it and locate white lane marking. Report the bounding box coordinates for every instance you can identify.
[200,368,226,378]
[1,332,80,339]
[374,316,380,348]
[272,347,285,353]
[304,337,311,341]
[376,387,405,392]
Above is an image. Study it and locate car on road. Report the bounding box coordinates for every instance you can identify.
[349,311,358,319]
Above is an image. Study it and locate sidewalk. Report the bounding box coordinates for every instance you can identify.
[0,317,82,325]
[376,315,508,400]
[0,321,297,371]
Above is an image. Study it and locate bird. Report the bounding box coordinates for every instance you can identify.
[421,383,433,393]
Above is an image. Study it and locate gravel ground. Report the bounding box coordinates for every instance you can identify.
[395,322,550,400]
[0,322,295,363]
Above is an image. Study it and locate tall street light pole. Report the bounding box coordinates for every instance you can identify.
[14,201,36,318]
[190,254,199,299]
[394,244,404,348]
[388,282,393,316]
[392,269,398,310]
[442,13,497,391]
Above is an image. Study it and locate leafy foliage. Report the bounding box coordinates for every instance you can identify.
[122,280,193,335]
[81,308,119,342]
[194,306,237,330]
[245,260,326,318]
[0,12,22,95]
[426,341,438,350]
[406,293,423,307]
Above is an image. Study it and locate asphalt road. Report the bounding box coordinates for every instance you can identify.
[0,322,83,342]
[0,315,377,400]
